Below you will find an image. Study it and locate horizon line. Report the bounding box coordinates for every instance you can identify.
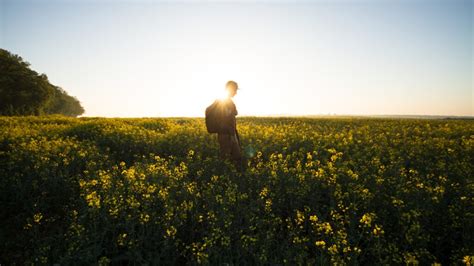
[77,114,474,119]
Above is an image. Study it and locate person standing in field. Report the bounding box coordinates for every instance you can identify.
[206,80,243,171]
[205,80,243,169]
[217,81,242,168]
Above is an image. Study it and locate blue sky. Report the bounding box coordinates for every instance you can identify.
[1,0,472,117]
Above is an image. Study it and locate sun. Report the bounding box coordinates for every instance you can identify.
[216,88,229,101]
[155,61,251,117]
[164,79,236,117]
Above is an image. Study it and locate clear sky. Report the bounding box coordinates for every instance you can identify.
[1,0,472,117]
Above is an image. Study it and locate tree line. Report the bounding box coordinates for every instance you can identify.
[0,49,84,117]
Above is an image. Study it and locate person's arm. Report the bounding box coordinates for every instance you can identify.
[235,129,240,146]
[223,100,237,134]
[228,114,236,134]
[230,102,239,145]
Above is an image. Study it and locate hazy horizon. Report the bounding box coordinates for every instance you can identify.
[1,0,472,117]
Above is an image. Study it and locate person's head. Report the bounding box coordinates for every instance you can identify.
[225,80,239,98]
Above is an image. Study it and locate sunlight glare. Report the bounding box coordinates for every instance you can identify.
[216,88,229,101]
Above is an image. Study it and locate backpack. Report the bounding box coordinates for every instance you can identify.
[205,100,225,133]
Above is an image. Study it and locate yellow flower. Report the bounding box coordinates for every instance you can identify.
[404,253,419,265]
[328,244,338,254]
[463,255,474,266]
[109,206,119,217]
[117,233,127,246]
[265,199,272,212]
[318,222,333,234]
[33,213,43,223]
[159,188,169,199]
[259,187,269,198]
[140,213,150,223]
[296,210,305,225]
[373,224,384,236]
[166,226,177,238]
[315,240,326,247]
[86,191,101,208]
[360,213,375,227]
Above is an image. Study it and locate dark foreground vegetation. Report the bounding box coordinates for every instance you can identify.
[0,116,472,265]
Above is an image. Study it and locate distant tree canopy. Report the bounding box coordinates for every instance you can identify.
[0,49,84,116]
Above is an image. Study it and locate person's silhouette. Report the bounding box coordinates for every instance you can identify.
[217,80,242,169]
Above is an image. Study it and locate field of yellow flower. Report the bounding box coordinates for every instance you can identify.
[0,116,472,265]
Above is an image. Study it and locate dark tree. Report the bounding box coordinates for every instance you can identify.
[44,86,85,116]
[0,49,84,116]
